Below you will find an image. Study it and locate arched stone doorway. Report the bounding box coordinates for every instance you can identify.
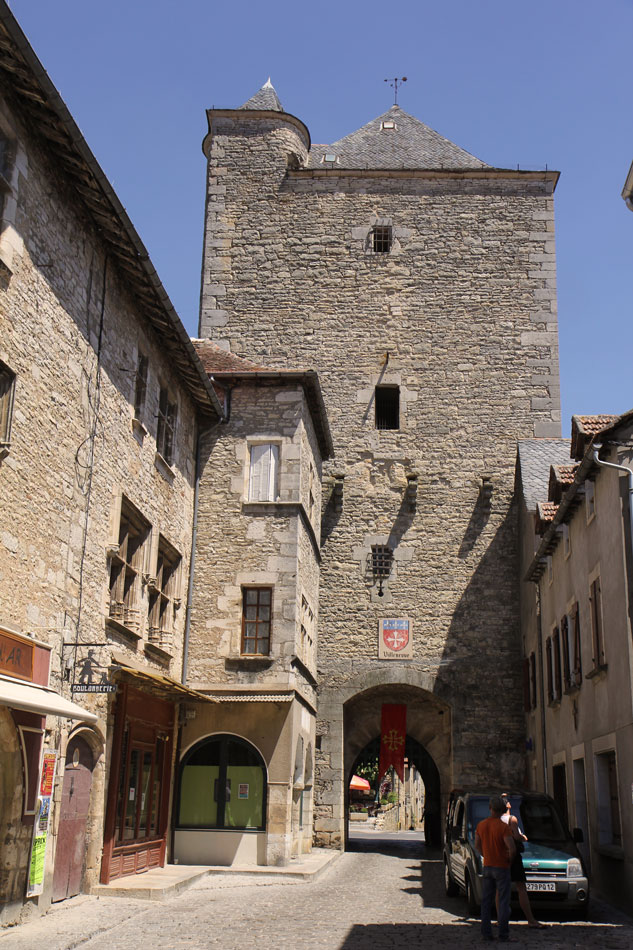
[315,672,452,851]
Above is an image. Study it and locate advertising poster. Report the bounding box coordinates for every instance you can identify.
[27,749,57,897]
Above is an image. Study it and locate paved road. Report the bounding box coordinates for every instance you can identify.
[2,830,632,949]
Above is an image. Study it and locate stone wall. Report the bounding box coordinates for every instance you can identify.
[198,106,563,847]
[0,89,198,913]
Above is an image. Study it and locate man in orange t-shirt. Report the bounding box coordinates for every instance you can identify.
[474,796,516,941]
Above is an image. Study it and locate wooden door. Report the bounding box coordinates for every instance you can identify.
[52,735,94,902]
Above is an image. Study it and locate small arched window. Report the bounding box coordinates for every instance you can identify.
[177,734,266,830]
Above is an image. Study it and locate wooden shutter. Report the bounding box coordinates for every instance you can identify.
[249,444,279,501]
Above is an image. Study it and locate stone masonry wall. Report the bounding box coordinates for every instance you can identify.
[188,381,320,700]
[0,92,198,909]
[198,110,562,842]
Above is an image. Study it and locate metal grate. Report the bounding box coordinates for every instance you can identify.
[371,545,393,578]
[375,386,400,429]
[372,226,392,253]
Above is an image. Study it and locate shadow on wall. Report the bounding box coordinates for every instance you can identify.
[439,499,524,788]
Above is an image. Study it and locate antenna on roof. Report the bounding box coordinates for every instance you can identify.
[384,77,407,105]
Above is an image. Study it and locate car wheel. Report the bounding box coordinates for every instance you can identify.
[444,860,459,897]
[465,871,479,915]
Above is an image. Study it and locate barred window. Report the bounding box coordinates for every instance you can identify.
[0,360,16,448]
[375,386,399,430]
[371,226,392,253]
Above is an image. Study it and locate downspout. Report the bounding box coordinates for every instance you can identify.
[592,444,633,560]
[535,581,549,794]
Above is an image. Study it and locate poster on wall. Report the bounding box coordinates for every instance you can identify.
[26,749,57,897]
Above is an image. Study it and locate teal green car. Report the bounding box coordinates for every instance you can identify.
[444,790,589,916]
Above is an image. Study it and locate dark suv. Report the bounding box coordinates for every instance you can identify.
[443,789,589,916]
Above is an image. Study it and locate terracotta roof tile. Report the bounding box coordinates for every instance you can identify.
[570,414,619,460]
[191,340,269,374]
[548,463,579,503]
[536,501,558,536]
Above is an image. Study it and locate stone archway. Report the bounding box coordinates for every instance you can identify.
[315,671,452,851]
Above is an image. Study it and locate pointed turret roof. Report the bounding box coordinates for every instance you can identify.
[307,105,488,170]
[239,78,283,113]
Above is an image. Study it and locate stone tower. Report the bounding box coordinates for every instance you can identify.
[198,81,561,848]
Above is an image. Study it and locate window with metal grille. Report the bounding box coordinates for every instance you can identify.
[371,545,393,578]
[241,587,272,655]
[375,386,399,429]
[371,226,392,253]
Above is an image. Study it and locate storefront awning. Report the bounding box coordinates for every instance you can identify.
[110,652,215,702]
[0,674,98,722]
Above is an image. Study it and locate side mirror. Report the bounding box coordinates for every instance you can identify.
[572,827,584,843]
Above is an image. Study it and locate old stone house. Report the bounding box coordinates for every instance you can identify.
[197,79,562,849]
[178,340,333,866]
[0,4,222,923]
[518,411,633,910]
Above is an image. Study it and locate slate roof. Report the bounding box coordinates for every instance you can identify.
[517,439,571,512]
[307,105,488,170]
[239,79,283,112]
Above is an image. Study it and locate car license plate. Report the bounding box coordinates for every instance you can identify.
[526,882,556,892]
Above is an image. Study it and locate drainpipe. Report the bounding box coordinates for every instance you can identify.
[592,444,633,556]
[592,444,633,677]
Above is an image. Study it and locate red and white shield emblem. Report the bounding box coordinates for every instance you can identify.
[382,620,409,652]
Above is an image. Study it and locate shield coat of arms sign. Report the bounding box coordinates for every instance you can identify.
[378,618,413,659]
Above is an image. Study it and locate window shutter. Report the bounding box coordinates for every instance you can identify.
[249,444,279,501]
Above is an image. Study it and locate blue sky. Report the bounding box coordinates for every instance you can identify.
[9,0,632,434]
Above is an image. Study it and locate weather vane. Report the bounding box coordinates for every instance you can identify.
[384,76,407,105]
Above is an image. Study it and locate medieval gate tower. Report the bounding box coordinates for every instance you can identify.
[197,81,561,849]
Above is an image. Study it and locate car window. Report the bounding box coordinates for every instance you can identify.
[454,801,465,833]
[467,797,490,839]
[520,799,568,843]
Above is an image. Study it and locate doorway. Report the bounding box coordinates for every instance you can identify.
[52,735,94,902]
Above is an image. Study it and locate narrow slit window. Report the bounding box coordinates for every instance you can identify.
[0,360,16,447]
[371,226,392,253]
[375,386,399,430]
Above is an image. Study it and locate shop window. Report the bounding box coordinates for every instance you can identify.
[108,498,150,635]
[248,442,279,501]
[177,734,266,830]
[114,728,168,844]
[241,587,272,655]
[148,536,181,651]
[595,750,621,848]
[0,360,16,453]
[156,386,177,465]
[375,386,399,430]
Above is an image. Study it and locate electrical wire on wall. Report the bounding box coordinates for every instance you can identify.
[61,251,109,690]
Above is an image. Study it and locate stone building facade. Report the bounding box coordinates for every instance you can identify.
[518,411,633,910]
[198,81,562,848]
[0,6,220,923]
[179,341,332,865]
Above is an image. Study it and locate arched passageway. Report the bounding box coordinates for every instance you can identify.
[339,682,451,852]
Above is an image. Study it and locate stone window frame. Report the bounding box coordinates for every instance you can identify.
[0,103,27,278]
[375,384,400,430]
[156,384,178,468]
[147,533,182,654]
[353,533,413,604]
[244,438,282,504]
[0,358,16,458]
[107,496,151,638]
[351,216,411,257]
[300,591,315,671]
[241,586,273,656]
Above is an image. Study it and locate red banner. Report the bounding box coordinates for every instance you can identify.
[379,703,407,783]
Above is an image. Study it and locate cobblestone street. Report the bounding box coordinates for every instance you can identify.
[2,831,631,949]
